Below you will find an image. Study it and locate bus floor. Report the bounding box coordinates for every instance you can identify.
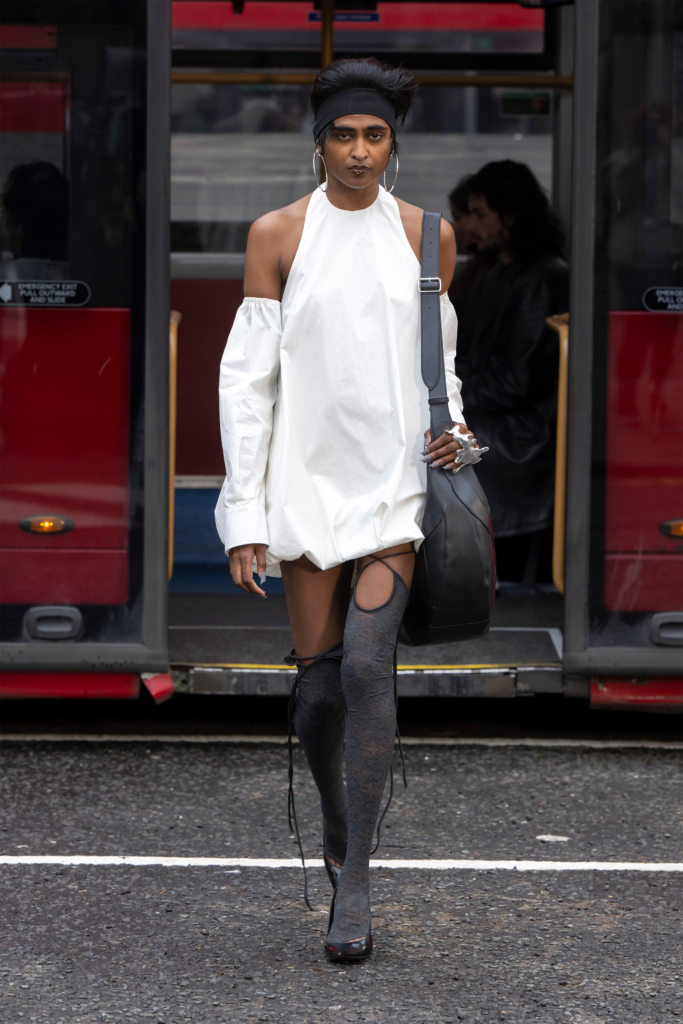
[168,586,565,699]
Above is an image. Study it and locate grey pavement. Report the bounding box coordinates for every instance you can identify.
[1,741,681,1023]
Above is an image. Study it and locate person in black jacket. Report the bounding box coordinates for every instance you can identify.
[448,177,497,363]
[457,160,569,584]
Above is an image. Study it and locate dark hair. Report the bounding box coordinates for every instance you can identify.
[449,176,473,215]
[465,160,564,261]
[311,57,416,152]
[2,161,69,261]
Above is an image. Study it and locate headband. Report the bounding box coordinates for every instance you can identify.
[312,88,398,141]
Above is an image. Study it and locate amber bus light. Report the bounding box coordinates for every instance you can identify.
[19,515,75,535]
[659,520,683,539]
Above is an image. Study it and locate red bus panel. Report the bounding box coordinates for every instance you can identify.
[0,671,139,699]
[604,312,683,611]
[0,307,130,604]
[172,1,544,33]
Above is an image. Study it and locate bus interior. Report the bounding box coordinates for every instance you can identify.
[168,1,571,700]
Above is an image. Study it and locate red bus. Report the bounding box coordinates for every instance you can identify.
[1,0,681,710]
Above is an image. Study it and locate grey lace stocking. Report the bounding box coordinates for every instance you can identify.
[290,645,348,866]
[327,563,410,946]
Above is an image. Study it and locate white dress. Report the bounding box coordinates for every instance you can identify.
[215,186,465,577]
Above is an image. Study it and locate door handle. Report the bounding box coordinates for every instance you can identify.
[169,311,181,581]
[547,313,569,595]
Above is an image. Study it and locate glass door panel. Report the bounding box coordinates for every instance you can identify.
[588,0,683,649]
[0,3,149,645]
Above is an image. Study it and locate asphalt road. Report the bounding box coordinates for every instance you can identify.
[1,739,682,1024]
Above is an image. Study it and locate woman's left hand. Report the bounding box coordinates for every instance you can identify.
[423,423,474,470]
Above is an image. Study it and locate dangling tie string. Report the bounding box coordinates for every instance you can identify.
[285,644,344,912]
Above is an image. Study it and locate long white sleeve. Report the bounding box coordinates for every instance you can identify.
[440,293,466,427]
[215,297,282,553]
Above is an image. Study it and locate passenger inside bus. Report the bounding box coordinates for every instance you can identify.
[448,176,496,362]
[0,161,69,281]
[455,160,569,587]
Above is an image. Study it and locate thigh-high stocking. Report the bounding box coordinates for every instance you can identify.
[326,548,414,946]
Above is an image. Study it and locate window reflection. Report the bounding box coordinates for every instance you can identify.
[0,161,69,281]
[171,82,553,255]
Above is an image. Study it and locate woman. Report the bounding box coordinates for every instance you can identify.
[216,58,470,962]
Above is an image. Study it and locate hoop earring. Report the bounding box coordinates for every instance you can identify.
[313,149,328,193]
[383,152,399,194]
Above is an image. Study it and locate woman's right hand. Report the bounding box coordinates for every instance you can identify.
[228,543,268,596]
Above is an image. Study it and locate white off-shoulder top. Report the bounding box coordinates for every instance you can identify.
[215,185,465,577]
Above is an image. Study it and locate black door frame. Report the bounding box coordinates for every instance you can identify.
[0,0,171,672]
[563,0,681,677]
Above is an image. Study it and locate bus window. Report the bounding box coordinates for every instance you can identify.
[589,0,683,647]
[0,5,149,645]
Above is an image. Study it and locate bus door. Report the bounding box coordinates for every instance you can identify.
[168,0,577,700]
[0,0,171,697]
[564,0,683,708]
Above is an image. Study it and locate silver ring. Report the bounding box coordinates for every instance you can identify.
[446,429,489,472]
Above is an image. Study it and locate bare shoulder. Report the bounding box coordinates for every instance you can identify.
[395,197,456,292]
[248,194,312,247]
[244,194,313,300]
[394,196,424,265]
[394,195,423,232]
[394,196,423,218]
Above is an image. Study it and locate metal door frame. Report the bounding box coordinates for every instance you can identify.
[562,0,681,677]
[0,0,171,672]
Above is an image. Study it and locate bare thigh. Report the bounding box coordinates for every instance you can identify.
[281,555,354,663]
[355,543,416,611]
[281,544,416,661]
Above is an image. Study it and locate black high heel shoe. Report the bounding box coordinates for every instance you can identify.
[323,849,343,890]
[323,890,373,963]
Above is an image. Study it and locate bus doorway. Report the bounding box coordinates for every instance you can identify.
[167,0,577,701]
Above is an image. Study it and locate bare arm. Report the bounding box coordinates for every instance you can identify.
[438,216,457,295]
[243,196,310,300]
[243,213,287,300]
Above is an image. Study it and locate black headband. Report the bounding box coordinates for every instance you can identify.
[312,88,398,142]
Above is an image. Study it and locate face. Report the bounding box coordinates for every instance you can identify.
[467,192,511,254]
[318,113,394,191]
[450,202,476,254]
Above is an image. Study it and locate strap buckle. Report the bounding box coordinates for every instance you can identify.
[418,276,441,293]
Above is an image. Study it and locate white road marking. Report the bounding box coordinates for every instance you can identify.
[1,734,682,750]
[1,856,681,872]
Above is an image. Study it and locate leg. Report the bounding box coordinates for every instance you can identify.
[281,555,354,662]
[281,556,354,867]
[326,544,415,954]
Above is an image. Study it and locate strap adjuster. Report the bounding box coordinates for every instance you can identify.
[418,276,441,293]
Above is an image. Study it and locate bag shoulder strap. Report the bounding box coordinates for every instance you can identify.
[420,210,453,442]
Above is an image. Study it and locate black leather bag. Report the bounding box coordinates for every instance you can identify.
[400,211,496,646]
